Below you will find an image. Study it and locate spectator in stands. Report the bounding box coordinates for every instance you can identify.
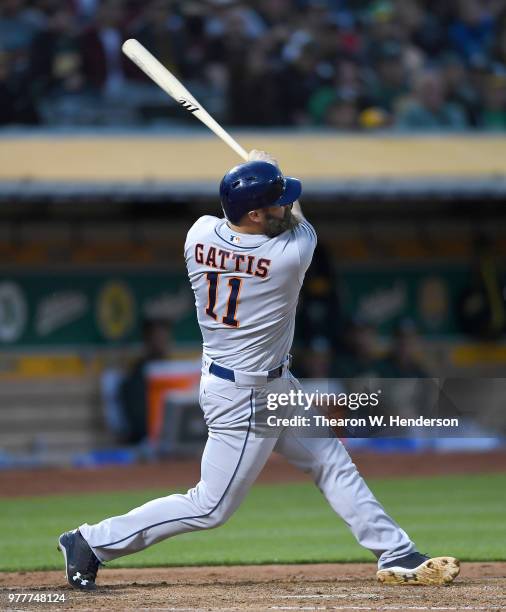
[457,234,506,339]
[119,316,172,445]
[279,40,329,125]
[440,52,481,126]
[493,12,506,65]
[364,1,401,53]
[324,91,360,130]
[205,0,266,41]
[395,68,468,130]
[29,7,84,100]
[295,242,341,377]
[79,0,132,96]
[132,0,185,78]
[394,0,425,41]
[308,55,365,125]
[377,319,432,424]
[358,105,391,129]
[449,0,496,66]
[209,5,285,125]
[368,40,409,114]
[0,50,39,125]
[176,3,211,82]
[2,0,506,129]
[226,41,287,126]
[378,318,429,378]
[332,317,384,379]
[0,0,38,54]
[74,0,99,22]
[479,67,506,129]
[256,0,293,29]
[411,3,450,59]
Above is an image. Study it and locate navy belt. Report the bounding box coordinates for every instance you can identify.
[209,362,283,382]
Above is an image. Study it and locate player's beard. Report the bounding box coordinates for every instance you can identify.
[263,206,300,237]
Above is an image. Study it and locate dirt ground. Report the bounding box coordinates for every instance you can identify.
[1,563,505,611]
[1,451,505,610]
[1,450,506,498]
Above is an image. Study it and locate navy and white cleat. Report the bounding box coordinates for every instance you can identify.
[377,552,460,585]
[57,529,101,591]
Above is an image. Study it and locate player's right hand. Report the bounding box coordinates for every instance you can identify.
[248,149,279,168]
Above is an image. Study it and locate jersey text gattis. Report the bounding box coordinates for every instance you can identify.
[195,243,271,278]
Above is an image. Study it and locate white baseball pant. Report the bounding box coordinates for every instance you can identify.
[80,367,415,567]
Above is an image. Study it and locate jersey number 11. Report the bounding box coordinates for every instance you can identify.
[205,272,242,327]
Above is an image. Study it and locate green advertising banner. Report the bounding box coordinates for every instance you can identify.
[338,264,469,335]
[0,271,197,348]
[0,263,470,349]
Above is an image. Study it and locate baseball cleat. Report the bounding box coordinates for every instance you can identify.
[57,529,101,591]
[377,552,460,585]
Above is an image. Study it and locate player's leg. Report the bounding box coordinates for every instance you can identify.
[274,419,459,584]
[77,375,277,563]
[274,429,415,563]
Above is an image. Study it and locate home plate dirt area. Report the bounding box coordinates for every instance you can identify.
[1,563,505,611]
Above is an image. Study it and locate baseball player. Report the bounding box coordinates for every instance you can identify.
[58,150,460,590]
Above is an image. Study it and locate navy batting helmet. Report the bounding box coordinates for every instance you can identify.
[219,161,302,225]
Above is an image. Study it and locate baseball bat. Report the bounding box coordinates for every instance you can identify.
[122,39,249,161]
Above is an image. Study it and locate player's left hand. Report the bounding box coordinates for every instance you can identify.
[248,149,279,168]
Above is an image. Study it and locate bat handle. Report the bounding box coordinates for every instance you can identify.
[218,130,248,161]
[232,142,249,161]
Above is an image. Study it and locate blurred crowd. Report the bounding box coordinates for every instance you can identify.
[295,242,431,380]
[2,0,506,129]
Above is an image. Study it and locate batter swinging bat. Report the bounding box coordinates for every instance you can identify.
[122,39,249,161]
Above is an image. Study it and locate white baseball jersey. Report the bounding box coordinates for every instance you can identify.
[184,215,317,372]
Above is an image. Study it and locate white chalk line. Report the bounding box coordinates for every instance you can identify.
[269,607,506,611]
[269,608,506,611]
[276,594,387,600]
[34,607,503,612]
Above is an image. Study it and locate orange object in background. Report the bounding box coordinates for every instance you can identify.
[146,360,201,443]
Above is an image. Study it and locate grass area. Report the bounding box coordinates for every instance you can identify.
[0,473,505,572]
